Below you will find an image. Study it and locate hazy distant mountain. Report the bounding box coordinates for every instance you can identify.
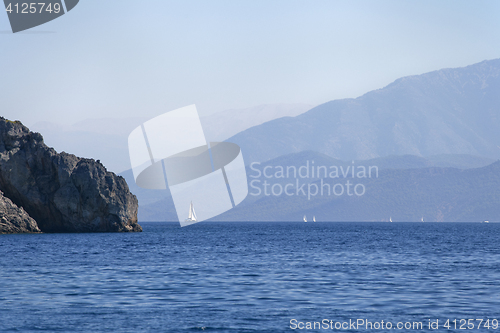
[229,59,500,164]
[201,103,312,141]
[216,160,500,223]
[121,152,495,222]
[365,153,496,170]
[30,103,312,173]
[230,151,497,220]
[248,151,495,172]
[31,117,146,174]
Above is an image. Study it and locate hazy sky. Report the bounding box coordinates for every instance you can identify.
[1,0,500,126]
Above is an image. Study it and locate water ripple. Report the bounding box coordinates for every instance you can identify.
[0,222,499,332]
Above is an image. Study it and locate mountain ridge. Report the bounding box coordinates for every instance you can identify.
[229,58,500,164]
[120,152,496,222]
[215,160,500,222]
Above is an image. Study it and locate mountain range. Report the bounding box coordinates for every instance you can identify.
[34,59,500,223]
[201,103,312,141]
[120,152,496,222]
[120,58,500,223]
[229,59,500,164]
[216,159,500,223]
[30,103,312,174]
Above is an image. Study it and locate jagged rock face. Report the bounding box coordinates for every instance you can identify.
[0,118,142,233]
[0,190,40,234]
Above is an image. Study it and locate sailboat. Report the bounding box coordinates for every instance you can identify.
[303,215,307,222]
[421,217,424,222]
[185,201,197,223]
[313,216,316,222]
[389,217,392,223]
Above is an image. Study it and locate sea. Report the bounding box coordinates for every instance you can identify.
[1,222,499,333]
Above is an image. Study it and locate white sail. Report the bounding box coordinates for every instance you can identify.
[303,215,307,222]
[389,217,392,222]
[191,203,197,221]
[186,201,197,222]
[313,216,316,222]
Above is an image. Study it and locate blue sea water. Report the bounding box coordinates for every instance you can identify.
[1,222,499,333]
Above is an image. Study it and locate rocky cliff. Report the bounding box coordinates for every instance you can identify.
[0,190,40,234]
[0,117,141,233]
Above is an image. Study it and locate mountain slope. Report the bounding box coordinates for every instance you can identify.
[122,152,495,222]
[30,104,313,173]
[201,103,312,141]
[229,59,500,164]
[215,161,500,222]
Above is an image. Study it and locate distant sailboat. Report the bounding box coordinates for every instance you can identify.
[389,217,392,223]
[303,215,307,222]
[185,201,197,223]
[483,220,489,223]
[421,217,424,222]
[313,216,316,222]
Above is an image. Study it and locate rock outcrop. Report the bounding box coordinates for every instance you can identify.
[0,190,41,234]
[0,117,142,233]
